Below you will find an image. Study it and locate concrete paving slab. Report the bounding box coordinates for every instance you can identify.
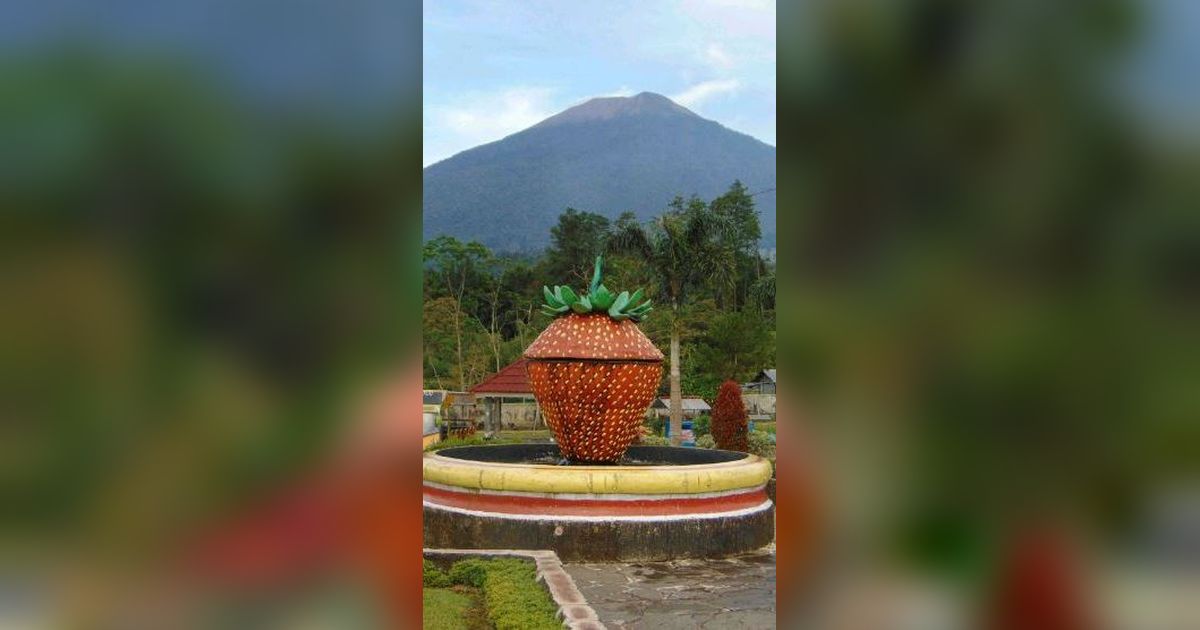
[564,545,775,629]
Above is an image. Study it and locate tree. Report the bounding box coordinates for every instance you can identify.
[710,180,762,254]
[691,310,774,394]
[708,181,763,309]
[748,262,775,317]
[711,380,748,452]
[608,196,721,444]
[422,297,459,388]
[492,259,540,349]
[545,208,612,286]
[422,236,491,390]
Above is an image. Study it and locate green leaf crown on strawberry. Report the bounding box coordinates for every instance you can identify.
[540,256,653,321]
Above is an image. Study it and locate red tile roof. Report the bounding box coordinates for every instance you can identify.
[470,358,535,395]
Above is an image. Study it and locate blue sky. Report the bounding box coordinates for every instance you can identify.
[422,0,776,166]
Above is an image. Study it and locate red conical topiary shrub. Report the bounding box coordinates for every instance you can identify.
[711,379,748,452]
[985,525,1092,630]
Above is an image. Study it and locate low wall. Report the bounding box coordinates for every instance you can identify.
[743,393,776,415]
[490,401,543,429]
[423,444,775,561]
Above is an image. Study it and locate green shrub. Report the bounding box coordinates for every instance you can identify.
[692,414,711,437]
[425,435,521,452]
[695,434,716,449]
[639,435,670,446]
[644,416,665,436]
[423,559,451,587]
[479,558,560,630]
[748,430,775,459]
[449,558,490,587]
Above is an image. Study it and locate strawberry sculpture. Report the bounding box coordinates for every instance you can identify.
[525,256,664,462]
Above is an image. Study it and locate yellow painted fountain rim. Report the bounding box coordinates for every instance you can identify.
[422,450,773,495]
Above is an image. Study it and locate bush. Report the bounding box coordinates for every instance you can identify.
[449,558,489,587]
[645,415,665,436]
[748,430,775,460]
[423,559,451,587]
[479,558,561,630]
[692,414,711,437]
[711,380,748,451]
[695,434,716,449]
[639,435,670,446]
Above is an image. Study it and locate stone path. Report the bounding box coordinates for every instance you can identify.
[563,546,776,629]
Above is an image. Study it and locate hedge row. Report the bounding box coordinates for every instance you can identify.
[479,558,561,630]
[423,557,561,630]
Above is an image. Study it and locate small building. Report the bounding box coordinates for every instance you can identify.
[743,369,776,394]
[469,358,542,432]
[422,389,478,440]
[742,369,776,416]
[649,396,712,419]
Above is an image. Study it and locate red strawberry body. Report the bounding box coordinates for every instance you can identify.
[524,313,664,462]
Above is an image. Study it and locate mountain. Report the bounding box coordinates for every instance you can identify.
[423,92,776,251]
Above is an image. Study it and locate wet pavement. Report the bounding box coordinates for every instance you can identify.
[563,545,776,629]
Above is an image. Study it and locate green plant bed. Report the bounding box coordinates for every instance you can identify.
[495,429,554,442]
[423,587,488,630]
[479,558,561,630]
[423,557,560,630]
[755,421,776,434]
[424,435,522,452]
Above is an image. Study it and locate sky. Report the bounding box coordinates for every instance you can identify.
[422,0,777,166]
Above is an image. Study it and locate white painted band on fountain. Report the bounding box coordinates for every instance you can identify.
[422,479,767,501]
[422,498,775,523]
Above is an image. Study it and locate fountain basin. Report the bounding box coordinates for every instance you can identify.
[423,444,774,561]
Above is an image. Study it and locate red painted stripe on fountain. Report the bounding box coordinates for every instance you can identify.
[423,483,767,517]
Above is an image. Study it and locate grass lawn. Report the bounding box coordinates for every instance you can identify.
[423,586,488,630]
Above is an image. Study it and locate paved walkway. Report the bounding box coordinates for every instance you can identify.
[563,546,775,629]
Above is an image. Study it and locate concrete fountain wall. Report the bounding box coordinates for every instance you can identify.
[422,444,775,561]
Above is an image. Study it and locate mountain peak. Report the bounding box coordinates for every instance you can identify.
[533,91,699,128]
[424,88,775,252]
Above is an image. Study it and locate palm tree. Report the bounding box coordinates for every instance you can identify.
[608,198,721,444]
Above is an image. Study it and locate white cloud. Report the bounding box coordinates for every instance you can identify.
[425,87,558,165]
[672,79,742,108]
[703,43,735,71]
[677,0,776,75]
[439,87,556,140]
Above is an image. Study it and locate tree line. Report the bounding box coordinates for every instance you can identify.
[422,181,776,418]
